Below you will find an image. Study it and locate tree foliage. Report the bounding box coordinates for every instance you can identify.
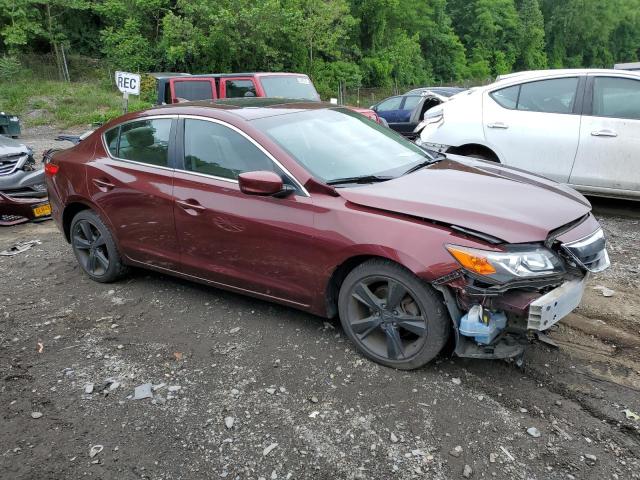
[1,0,639,88]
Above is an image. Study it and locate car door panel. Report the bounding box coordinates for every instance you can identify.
[173,117,318,306]
[173,173,318,305]
[570,75,640,193]
[86,118,179,269]
[483,77,583,183]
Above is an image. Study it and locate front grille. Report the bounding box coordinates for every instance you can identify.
[561,228,610,273]
[0,154,27,175]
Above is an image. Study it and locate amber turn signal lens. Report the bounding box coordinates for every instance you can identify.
[446,246,497,275]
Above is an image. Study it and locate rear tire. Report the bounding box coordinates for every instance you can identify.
[338,259,450,370]
[70,210,127,283]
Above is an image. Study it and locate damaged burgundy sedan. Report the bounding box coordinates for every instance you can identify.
[45,98,609,369]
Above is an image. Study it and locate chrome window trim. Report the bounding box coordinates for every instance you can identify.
[179,114,310,197]
[101,115,178,171]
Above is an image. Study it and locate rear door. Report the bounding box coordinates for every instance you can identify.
[569,74,640,196]
[87,117,179,269]
[483,76,584,182]
[219,77,263,98]
[169,78,217,103]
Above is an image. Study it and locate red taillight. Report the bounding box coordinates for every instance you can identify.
[45,163,59,176]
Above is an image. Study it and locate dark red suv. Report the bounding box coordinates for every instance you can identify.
[45,98,609,369]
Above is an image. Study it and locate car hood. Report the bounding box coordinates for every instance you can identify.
[0,134,29,158]
[337,156,591,244]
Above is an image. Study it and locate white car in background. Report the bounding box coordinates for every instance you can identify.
[416,69,640,200]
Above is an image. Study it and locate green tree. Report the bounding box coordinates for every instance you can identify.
[515,0,547,70]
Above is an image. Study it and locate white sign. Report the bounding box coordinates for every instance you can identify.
[115,71,140,95]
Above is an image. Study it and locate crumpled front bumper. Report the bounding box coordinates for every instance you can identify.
[0,168,47,198]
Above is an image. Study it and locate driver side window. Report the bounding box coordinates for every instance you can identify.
[376,97,403,112]
[183,119,276,180]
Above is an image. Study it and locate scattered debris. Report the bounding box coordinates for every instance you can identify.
[310,396,319,403]
[85,384,94,394]
[266,387,276,395]
[489,453,497,463]
[451,377,462,385]
[229,327,240,334]
[309,411,319,418]
[527,427,541,438]
[168,385,181,392]
[622,409,640,421]
[134,383,153,400]
[463,464,473,478]
[36,341,44,353]
[173,352,183,361]
[390,432,398,443]
[224,416,235,429]
[500,446,515,461]
[593,285,615,297]
[0,239,41,256]
[449,446,463,457]
[584,454,597,464]
[30,412,43,419]
[89,445,103,458]
[263,443,278,456]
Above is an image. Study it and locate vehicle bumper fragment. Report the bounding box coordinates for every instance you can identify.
[527,277,587,330]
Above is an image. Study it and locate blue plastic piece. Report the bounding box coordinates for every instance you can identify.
[459,305,507,345]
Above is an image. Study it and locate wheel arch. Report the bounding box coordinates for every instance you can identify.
[324,251,430,318]
[62,201,92,242]
[446,143,500,162]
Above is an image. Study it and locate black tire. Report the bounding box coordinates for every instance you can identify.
[338,259,450,370]
[70,209,128,283]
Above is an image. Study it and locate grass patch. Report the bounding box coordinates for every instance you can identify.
[0,78,152,129]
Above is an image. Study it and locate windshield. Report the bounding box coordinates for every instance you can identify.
[252,108,432,183]
[260,76,320,101]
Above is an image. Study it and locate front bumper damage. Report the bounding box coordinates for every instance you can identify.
[0,190,51,226]
[436,225,609,361]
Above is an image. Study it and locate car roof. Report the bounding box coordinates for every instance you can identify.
[405,87,466,97]
[495,68,640,83]
[145,97,338,120]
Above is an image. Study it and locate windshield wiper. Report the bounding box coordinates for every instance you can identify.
[401,154,446,176]
[326,175,394,186]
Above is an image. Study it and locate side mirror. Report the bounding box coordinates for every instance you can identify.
[238,171,293,198]
[369,105,376,111]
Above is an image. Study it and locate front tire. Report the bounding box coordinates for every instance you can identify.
[338,259,450,370]
[70,210,127,283]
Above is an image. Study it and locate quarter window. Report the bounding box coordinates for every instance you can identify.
[183,119,275,180]
[225,79,257,98]
[104,127,119,156]
[401,96,421,111]
[117,119,172,167]
[490,78,579,114]
[593,77,640,120]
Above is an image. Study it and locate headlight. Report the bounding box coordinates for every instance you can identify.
[446,244,564,283]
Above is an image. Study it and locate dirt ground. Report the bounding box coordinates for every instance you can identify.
[1,129,640,479]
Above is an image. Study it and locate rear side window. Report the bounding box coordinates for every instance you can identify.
[183,119,274,179]
[593,77,640,120]
[490,78,579,114]
[225,79,257,98]
[173,80,215,102]
[116,119,172,167]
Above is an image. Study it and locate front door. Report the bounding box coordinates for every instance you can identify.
[483,76,583,182]
[172,117,317,306]
[570,75,640,196]
[87,117,179,269]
